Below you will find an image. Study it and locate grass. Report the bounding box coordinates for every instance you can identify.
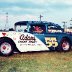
[0,51,72,72]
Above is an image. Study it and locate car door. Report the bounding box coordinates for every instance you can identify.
[44,24,59,51]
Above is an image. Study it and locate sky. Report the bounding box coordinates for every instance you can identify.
[0,0,72,29]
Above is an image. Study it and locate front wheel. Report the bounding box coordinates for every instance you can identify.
[0,39,14,56]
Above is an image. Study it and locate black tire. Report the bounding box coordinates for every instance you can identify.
[0,38,14,56]
[58,38,71,52]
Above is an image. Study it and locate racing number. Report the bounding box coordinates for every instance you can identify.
[45,37,58,48]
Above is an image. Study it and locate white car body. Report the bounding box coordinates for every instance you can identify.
[0,31,49,52]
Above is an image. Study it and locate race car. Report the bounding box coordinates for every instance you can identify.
[0,21,72,56]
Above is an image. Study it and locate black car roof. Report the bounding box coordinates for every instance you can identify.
[15,21,28,26]
[15,21,61,27]
[15,21,53,25]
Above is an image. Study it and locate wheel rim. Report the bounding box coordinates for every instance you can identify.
[62,41,70,51]
[0,42,12,55]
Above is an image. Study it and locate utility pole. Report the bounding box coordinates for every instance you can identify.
[0,10,9,30]
[62,21,67,32]
[5,12,8,30]
[39,15,43,21]
[70,18,72,26]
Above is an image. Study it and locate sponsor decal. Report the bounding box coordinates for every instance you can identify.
[45,37,58,47]
[18,34,36,43]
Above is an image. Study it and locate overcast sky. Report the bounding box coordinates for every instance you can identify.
[0,0,72,29]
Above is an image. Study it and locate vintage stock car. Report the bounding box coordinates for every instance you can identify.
[0,21,72,56]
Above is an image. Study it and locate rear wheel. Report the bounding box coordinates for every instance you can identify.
[60,38,71,52]
[0,38,14,56]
